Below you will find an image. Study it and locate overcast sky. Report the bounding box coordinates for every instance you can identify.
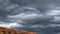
[0,0,60,34]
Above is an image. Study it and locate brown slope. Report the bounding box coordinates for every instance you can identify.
[0,27,36,34]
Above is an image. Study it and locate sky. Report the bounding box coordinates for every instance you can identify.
[0,0,60,34]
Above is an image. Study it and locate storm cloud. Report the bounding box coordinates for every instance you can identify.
[0,0,60,34]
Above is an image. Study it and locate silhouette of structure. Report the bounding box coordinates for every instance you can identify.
[0,27,36,34]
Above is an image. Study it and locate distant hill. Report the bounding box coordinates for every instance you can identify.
[0,27,36,34]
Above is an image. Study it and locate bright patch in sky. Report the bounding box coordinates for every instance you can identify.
[46,9,60,16]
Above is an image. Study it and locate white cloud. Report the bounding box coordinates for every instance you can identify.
[0,7,53,28]
[51,16,60,22]
[6,13,53,25]
[46,9,60,16]
[45,6,60,23]
[7,13,53,21]
[21,7,41,14]
[0,22,23,28]
[24,24,60,29]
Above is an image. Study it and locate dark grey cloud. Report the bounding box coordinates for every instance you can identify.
[0,0,60,34]
[10,0,60,12]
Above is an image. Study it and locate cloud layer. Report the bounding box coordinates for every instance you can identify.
[0,0,60,34]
